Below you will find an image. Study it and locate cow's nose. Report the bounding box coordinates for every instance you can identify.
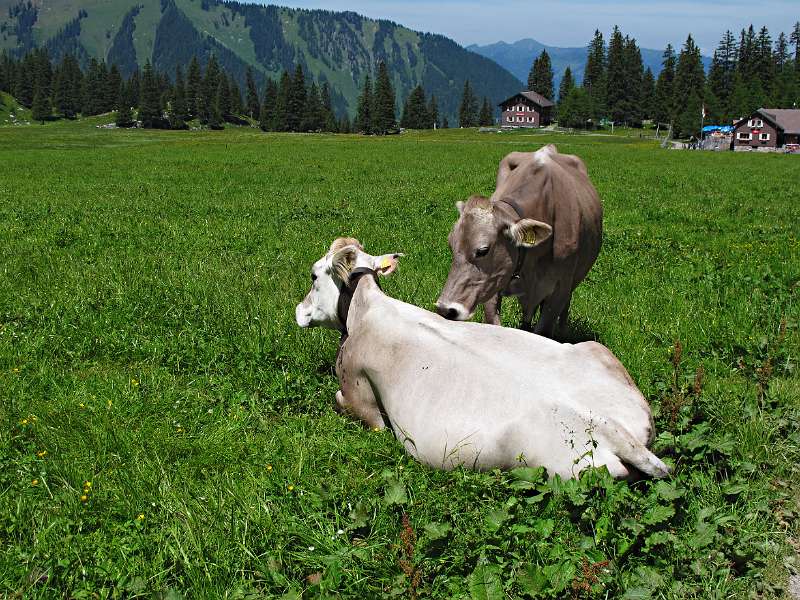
[436,302,468,321]
[445,308,458,320]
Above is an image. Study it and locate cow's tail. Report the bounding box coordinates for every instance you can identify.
[605,421,671,479]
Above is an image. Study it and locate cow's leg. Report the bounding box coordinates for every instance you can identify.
[335,378,385,430]
[556,293,572,337]
[533,293,569,338]
[483,294,502,325]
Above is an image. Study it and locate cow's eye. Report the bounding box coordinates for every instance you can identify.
[475,246,490,258]
[311,273,317,282]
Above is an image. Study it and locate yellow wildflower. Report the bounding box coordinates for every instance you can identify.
[287,484,295,492]
[84,481,92,487]
[31,479,38,486]
[20,419,28,425]
[131,379,139,386]
[266,464,273,472]
[372,427,380,432]
[80,495,88,502]
[79,402,85,408]
[37,450,47,458]
[13,367,19,373]
[136,514,144,521]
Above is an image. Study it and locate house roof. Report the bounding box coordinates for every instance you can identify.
[734,108,800,134]
[499,91,555,108]
[758,108,800,135]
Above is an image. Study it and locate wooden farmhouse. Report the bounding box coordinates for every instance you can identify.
[732,108,800,151]
[499,91,554,128]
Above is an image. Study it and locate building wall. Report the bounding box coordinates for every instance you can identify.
[733,115,779,149]
[500,97,541,128]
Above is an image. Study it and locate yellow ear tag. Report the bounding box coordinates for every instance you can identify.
[523,230,537,245]
[380,257,392,270]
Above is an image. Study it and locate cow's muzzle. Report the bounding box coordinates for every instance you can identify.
[435,301,471,321]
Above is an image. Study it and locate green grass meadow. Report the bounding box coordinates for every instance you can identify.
[1,121,799,599]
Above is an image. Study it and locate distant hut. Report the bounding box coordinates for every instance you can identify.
[499,91,554,128]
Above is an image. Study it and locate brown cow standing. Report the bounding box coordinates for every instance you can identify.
[435,144,602,338]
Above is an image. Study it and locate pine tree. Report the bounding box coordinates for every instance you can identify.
[707,30,738,119]
[186,56,202,119]
[128,69,140,108]
[640,68,656,121]
[201,55,221,124]
[286,64,306,132]
[653,45,676,125]
[260,77,278,131]
[427,94,439,128]
[115,82,135,128]
[528,50,554,100]
[106,64,122,112]
[245,67,259,119]
[320,82,337,131]
[274,70,291,131]
[14,52,35,107]
[605,27,626,123]
[400,84,428,129]
[558,87,592,128]
[673,35,706,137]
[622,36,644,125]
[371,61,396,134]
[792,22,800,69]
[303,81,324,131]
[754,26,776,102]
[215,74,232,122]
[583,30,606,119]
[54,54,81,118]
[31,88,51,123]
[354,73,373,134]
[230,77,243,117]
[458,79,478,127]
[558,66,575,101]
[169,65,188,129]
[138,61,163,129]
[478,97,493,126]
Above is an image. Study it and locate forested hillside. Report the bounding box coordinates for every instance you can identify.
[0,0,522,119]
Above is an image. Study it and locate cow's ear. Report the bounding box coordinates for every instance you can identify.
[331,245,358,281]
[456,201,465,215]
[373,253,404,277]
[507,219,553,248]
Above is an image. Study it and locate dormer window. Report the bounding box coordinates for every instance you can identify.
[748,118,764,128]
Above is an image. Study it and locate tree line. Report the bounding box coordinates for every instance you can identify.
[526,23,800,137]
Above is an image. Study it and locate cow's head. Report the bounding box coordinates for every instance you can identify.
[295,237,402,330]
[435,195,552,320]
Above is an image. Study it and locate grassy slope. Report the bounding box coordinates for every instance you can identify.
[0,122,798,598]
[0,90,30,123]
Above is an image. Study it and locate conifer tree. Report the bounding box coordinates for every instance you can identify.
[320,82,337,131]
[558,66,575,101]
[354,73,373,134]
[427,94,439,128]
[274,70,291,131]
[673,35,706,137]
[201,55,221,124]
[169,65,188,129]
[528,50,554,100]
[622,36,644,125]
[215,74,232,122]
[115,82,135,128]
[583,30,606,119]
[707,30,738,119]
[605,26,626,123]
[31,88,51,123]
[371,61,396,134]
[478,96,493,126]
[641,67,656,121]
[458,79,478,127]
[186,56,202,119]
[54,54,81,118]
[14,53,35,107]
[245,67,259,118]
[303,81,324,131]
[286,64,306,131]
[230,77,243,117]
[138,61,163,128]
[653,45,676,125]
[128,69,140,108]
[260,77,278,131]
[558,87,592,128]
[106,65,122,112]
[792,22,800,69]
[400,84,428,129]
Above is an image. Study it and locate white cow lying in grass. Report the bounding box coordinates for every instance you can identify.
[295,238,670,480]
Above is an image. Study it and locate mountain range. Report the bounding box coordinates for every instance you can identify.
[469,38,712,99]
[0,0,523,119]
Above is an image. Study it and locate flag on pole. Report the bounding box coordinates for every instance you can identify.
[702,105,706,119]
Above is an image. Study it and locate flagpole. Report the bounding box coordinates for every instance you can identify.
[700,104,705,150]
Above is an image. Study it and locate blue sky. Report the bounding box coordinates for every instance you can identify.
[258,0,797,53]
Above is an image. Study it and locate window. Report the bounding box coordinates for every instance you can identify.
[759,132,770,141]
[748,118,764,128]
[528,117,534,122]
[507,115,513,122]
[737,132,752,141]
